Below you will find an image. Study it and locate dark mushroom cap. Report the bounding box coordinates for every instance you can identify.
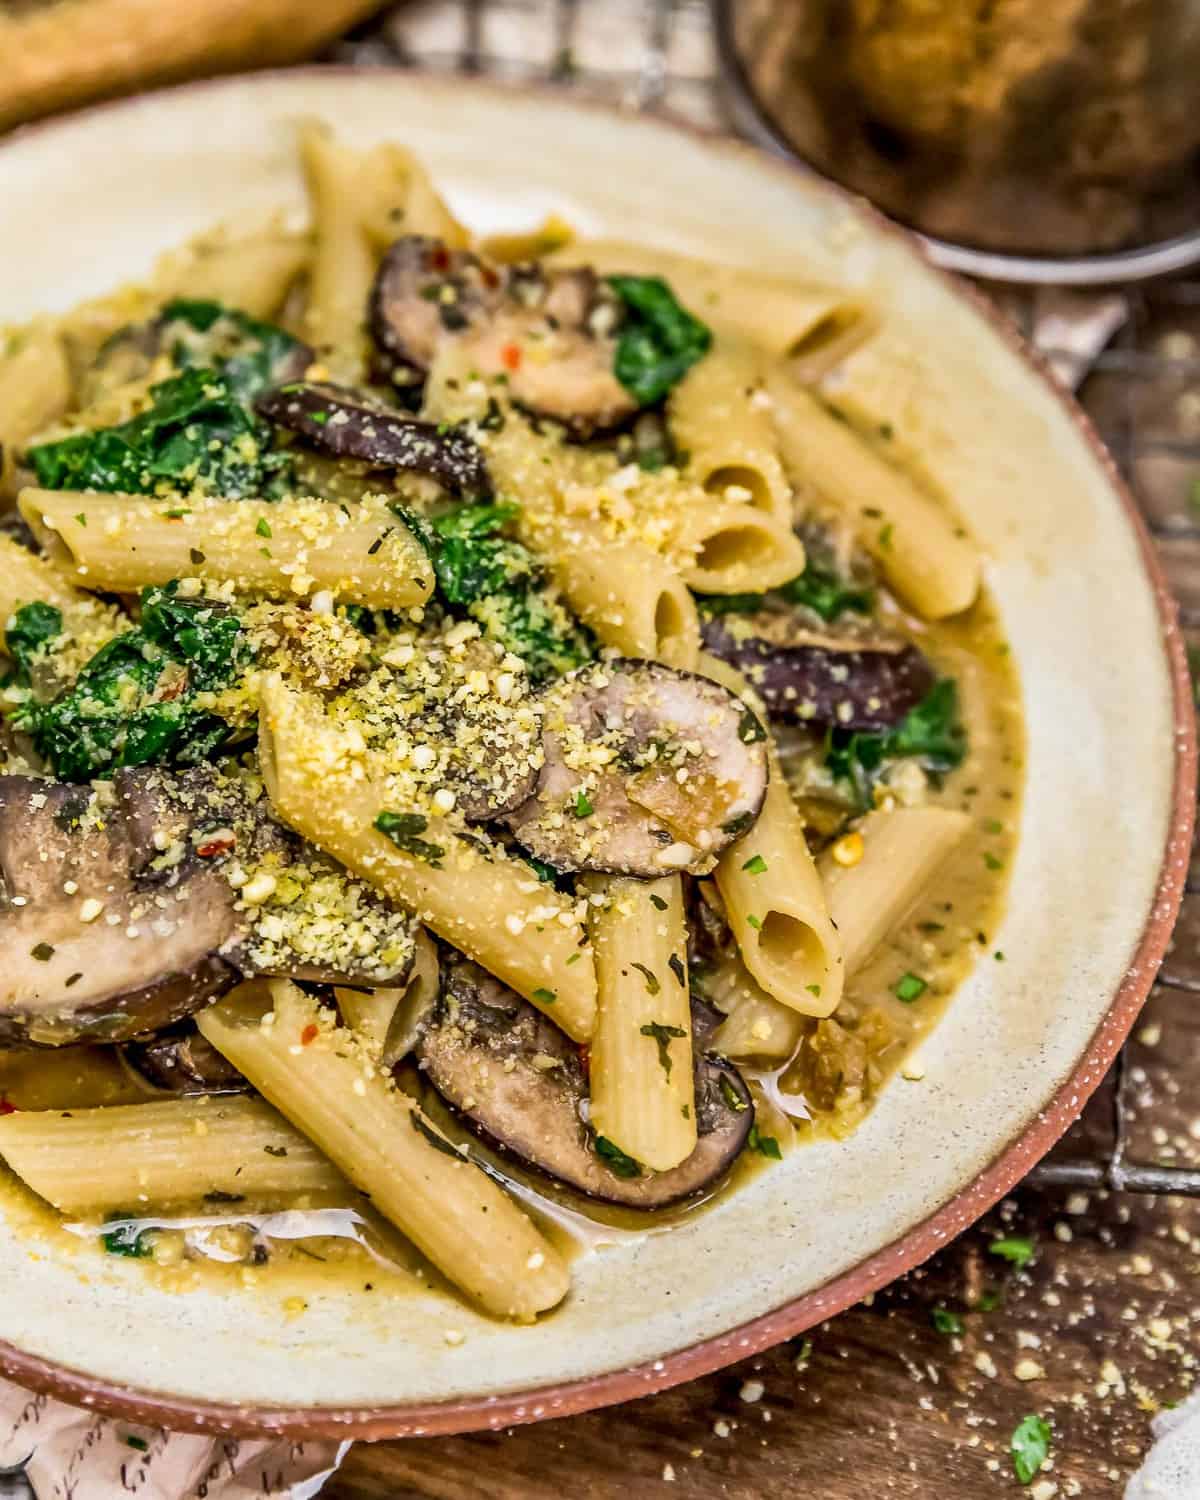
[0,766,417,1047]
[701,612,936,732]
[369,236,637,437]
[503,659,769,877]
[123,1022,249,1095]
[256,381,490,498]
[0,776,239,1047]
[416,958,754,1209]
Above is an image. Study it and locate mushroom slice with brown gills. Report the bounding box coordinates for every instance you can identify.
[256,380,490,498]
[123,1022,249,1095]
[415,958,754,1208]
[121,764,420,991]
[701,610,935,732]
[369,236,637,437]
[503,659,769,878]
[0,776,239,1048]
[0,766,418,1047]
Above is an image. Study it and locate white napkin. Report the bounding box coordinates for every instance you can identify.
[1126,1391,1200,1500]
[0,1376,348,1499]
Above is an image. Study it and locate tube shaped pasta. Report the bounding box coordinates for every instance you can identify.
[158,231,310,321]
[0,1094,348,1215]
[0,325,71,498]
[198,979,569,1319]
[668,342,792,522]
[819,806,972,975]
[700,652,843,1018]
[548,520,699,670]
[765,368,980,619]
[586,875,697,1173]
[707,954,805,1064]
[357,141,470,251]
[0,533,91,621]
[676,500,807,595]
[299,123,376,378]
[258,675,597,1041]
[547,240,871,368]
[20,489,434,609]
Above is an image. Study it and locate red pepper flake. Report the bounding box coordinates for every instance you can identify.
[481,265,500,290]
[501,342,522,373]
[157,673,189,702]
[0,1098,18,1116]
[578,1044,590,1074]
[195,835,235,859]
[430,246,450,272]
[300,1024,319,1047]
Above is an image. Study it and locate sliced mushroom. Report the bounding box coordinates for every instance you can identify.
[701,612,935,732]
[123,1023,249,1095]
[369,237,637,436]
[503,659,769,877]
[415,958,753,1208]
[0,776,238,1047]
[256,381,490,497]
[0,766,417,1047]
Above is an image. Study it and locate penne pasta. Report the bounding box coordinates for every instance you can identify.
[675,499,807,595]
[356,141,470,252]
[547,239,872,368]
[586,875,697,1173]
[299,122,377,379]
[702,653,843,1018]
[547,521,700,670]
[20,489,434,609]
[668,341,793,523]
[707,952,805,1064]
[765,367,980,619]
[198,978,569,1319]
[819,806,972,975]
[258,674,598,1042]
[0,324,71,499]
[157,229,310,322]
[0,1094,349,1215]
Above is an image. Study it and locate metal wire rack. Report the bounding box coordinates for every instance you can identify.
[345,0,1200,1201]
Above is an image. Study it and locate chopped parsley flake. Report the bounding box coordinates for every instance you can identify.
[931,1307,964,1336]
[989,1234,1035,1268]
[640,1020,686,1076]
[892,972,927,1003]
[573,789,594,818]
[742,854,768,875]
[745,914,762,931]
[374,810,446,866]
[748,1126,782,1159]
[532,987,557,1005]
[630,962,660,995]
[1011,1414,1051,1484]
[594,1134,640,1178]
[667,953,686,987]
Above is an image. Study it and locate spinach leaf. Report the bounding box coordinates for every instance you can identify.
[825,678,965,807]
[374,810,446,866]
[696,562,873,624]
[429,502,533,603]
[14,584,245,781]
[28,366,288,499]
[159,299,306,404]
[594,1135,641,1179]
[412,502,593,682]
[607,274,712,406]
[4,601,63,684]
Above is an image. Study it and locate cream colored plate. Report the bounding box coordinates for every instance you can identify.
[0,71,1187,1431]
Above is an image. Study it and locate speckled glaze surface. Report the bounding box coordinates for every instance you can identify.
[0,71,1191,1439]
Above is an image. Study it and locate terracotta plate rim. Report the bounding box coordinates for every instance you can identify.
[0,67,1193,1440]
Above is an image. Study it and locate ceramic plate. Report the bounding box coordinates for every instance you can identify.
[0,70,1191,1438]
